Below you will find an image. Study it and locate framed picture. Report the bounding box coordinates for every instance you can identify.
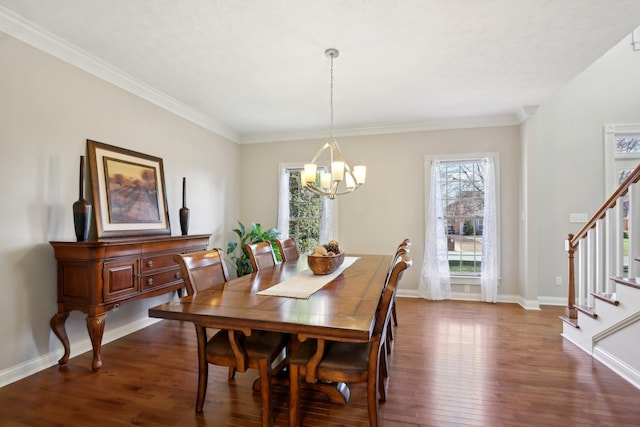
[87,139,171,238]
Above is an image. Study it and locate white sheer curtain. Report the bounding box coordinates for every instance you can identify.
[481,157,498,302]
[319,197,333,244]
[418,160,451,300]
[277,167,290,239]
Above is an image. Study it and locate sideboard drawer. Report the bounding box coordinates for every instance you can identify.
[141,253,177,272]
[141,268,183,291]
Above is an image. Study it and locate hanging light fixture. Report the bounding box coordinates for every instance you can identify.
[301,48,366,199]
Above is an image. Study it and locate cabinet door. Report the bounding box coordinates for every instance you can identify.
[103,258,139,302]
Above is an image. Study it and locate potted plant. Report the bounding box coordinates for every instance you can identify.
[226,221,281,277]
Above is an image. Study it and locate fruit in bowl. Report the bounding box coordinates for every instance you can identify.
[308,241,345,275]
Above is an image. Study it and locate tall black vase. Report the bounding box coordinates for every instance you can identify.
[179,177,189,236]
[73,155,92,242]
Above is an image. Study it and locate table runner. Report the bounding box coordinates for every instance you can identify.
[256,256,360,299]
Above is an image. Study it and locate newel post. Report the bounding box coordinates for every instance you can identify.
[566,233,577,319]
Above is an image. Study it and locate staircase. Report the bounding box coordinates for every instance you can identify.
[561,164,640,390]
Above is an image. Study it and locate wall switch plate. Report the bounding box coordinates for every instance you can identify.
[555,276,562,286]
[464,285,470,293]
[569,213,588,223]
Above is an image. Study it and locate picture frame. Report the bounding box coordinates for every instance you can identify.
[87,139,171,238]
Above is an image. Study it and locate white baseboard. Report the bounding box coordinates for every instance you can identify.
[396,289,543,310]
[593,346,640,390]
[0,317,161,388]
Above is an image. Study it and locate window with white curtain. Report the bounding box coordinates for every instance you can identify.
[277,164,334,254]
[420,153,500,302]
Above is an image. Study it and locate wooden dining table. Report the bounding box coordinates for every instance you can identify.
[148,253,391,405]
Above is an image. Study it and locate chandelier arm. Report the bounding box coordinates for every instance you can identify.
[309,142,331,164]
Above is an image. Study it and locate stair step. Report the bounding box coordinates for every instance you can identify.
[591,292,619,306]
[575,304,598,319]
[609,276,640,290]
[559,315,580,328]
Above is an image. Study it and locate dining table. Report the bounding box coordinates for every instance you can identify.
[148,253,391,406]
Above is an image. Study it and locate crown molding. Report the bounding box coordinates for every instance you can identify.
[0,6,240,142]
[240,113,522,144]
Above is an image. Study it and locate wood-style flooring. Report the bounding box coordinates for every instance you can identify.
[1,299,639,426]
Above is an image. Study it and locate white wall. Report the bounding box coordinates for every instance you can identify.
[239,127,522,300]
[534,33,640,300]
[0,35,240,382]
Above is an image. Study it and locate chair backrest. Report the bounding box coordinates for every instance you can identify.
[386,243,410,283]
[244,241,278,272]
[396,238,411,253]
[174,248,229,296]
[375,253,411,336]
[276,237,300,262]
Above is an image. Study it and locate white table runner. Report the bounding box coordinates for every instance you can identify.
[256,256,360,299]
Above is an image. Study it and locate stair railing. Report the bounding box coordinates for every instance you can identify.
[566,163,640,320]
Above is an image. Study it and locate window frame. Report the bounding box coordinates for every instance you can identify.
[278,162,339,253]
[604,124,640,195]
[425,152,501,286]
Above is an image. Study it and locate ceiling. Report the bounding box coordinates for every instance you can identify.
[1,1,640,143]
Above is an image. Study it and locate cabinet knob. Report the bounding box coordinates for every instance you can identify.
[147,260,154,267]
[147,278,154,285]
[175,272,181,279]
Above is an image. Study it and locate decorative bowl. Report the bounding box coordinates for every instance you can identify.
[307,251,345,275]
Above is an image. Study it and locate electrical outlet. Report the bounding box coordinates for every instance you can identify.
[464,285,470,293]
[555,276,562,286]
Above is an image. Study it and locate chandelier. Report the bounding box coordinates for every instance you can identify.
[301,48,366,199]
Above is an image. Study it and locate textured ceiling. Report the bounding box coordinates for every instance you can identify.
[1,1,640,143]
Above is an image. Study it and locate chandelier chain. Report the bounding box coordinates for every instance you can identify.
[329,52,334,141]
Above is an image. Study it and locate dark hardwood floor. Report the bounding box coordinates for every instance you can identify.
[2,299,639,426]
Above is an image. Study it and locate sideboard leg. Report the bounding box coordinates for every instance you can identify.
[86,313,107,372]
[50,311,71,366]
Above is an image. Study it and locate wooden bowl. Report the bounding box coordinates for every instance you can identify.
[307,251,345,275]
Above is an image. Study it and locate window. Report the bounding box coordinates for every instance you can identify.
[440,160,485,275]
[277,165,334,254]
[423,152,500,285]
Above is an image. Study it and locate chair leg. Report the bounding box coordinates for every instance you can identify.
[228,367,236,380]
[380,345,388,381]
[258,359,272,427]
[194,326,209,412]
[367,370,380,427]
[378,350,388,402]
[289,364,301,427]
[392,300,398,326]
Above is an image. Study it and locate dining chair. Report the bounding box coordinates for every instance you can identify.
[244,241,278,272]
[275,237,300,262]
[174,248,288,427]
[385,241,410,348]
[288,253,412,427]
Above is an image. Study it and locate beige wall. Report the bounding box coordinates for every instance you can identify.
[239,126,522,299]
[0,35,239,382]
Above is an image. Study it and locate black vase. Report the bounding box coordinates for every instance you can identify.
[179,177,189,236]
[73,155,92,242]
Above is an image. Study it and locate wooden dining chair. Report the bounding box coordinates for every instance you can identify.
[275,237,300,262]
[174,249,288,427]
[244,241,278,272]
[390,239,410,328]
[288,254,412,427]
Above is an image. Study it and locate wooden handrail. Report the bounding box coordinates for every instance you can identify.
[566,162,640,319]
[569,163,640,246]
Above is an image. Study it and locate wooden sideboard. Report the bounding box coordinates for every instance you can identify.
[50,234,210,371]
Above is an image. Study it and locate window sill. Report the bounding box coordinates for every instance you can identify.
[451,275,481,286]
